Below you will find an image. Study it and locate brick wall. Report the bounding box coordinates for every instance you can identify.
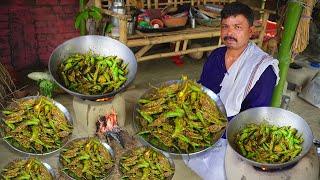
[0,0,79,71]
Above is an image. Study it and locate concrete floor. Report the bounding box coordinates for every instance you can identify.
[0,55,319,179]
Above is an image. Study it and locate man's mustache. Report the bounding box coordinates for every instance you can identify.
[223,36,237,42]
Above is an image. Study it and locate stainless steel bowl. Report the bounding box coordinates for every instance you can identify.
[226,107,314,169]
[48,35,137,100]
[59,137,115,180]
[1,158,56,179]
[133,80,227,157]
[1,96,73,156]
[119,146,175,179]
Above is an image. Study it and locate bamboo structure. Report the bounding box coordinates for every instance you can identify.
[98,0,272,62]
[271,1,303,107]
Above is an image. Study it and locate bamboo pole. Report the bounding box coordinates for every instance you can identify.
[155,0,159,8]
[119,19,128,44]
[136,45,153,58]
[175,41,181,52]
[182,40,189,50]
[271,1,303,107]
[147,0,151,9]
[127,31,220,47]
[138,45,218,61]
[258,12,269,47]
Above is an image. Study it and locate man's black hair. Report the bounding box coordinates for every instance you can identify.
[221,2,254,26]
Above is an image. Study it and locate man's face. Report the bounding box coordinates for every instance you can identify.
[221,14,254,50]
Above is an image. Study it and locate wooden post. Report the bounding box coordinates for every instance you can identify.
[182,40,189,51]
[258,12,269,48]
[175,41,181,52]
[155,0,159,9]
[119,19,128,44]
[147,0,151,9]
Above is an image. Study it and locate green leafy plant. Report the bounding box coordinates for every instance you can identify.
[27,72,58,98]
[38,79,58,98]
[75,1,102,35]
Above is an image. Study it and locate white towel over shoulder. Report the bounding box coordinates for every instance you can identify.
[219,42,280,117]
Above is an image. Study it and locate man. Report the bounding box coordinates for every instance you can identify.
[184,2,279,179]
[199,2,279,119]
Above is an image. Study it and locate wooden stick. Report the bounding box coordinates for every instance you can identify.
[182,39,189,50]
[147,0,151,9]
[135,45,153,58]
[175,41,181,52]
[155,0,159,9]
[138,45,219,61]
[127,31,220,47]
[258,12,269,47]
[119,19,128,44]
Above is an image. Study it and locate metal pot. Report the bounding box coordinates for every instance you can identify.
[48,35,137,100]
[226,107,314,169]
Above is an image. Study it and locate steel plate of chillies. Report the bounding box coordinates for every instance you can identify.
[0,96,73,154]
[60,138,114,180]
[136,76,227,154]
[235,123,304,163]
[120,147,174,180]
[1,158,53,180]
[58,53,128,95]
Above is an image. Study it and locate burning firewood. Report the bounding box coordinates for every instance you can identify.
[96,109,125,148]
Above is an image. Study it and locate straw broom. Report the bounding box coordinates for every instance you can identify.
[292,0,317,54]
[0,63,16,108]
